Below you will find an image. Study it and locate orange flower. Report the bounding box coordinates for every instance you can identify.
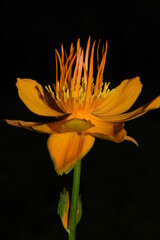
[6,38,160,175]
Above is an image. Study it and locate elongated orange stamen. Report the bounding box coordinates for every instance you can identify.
[84,37,91,83]
[63,52,77,88]
[86,41,96,98]
[99,42,107,89]
[47,38,110,115]
[68,43,74,88]
[71,48,81,95]
[55,50,59,93]
[75,50,84,100]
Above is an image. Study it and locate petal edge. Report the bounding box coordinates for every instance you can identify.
[47,132,95,175]
[16,78,65,117]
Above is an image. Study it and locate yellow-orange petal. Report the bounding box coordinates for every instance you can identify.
[47,132,95,175]
[5,119,58,133]
[16,78,65,117]
[93,95,160,122]
[92,76,142,116]
[5,117,94,134]
[125,135,138,146]
[85,115,127,143]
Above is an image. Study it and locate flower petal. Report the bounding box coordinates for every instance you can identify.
[93,95,160,122]
[125,135,138,146]
[47,132,95,175]
[16,78,65,117]
[92,76,142,116]
[85,116,127,143]
[5,118,94,134]
[5,119,57,133]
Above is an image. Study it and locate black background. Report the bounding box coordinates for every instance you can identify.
[1,0,160,239]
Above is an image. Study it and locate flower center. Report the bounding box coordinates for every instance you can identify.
[45,38,109,115]
[45,78,110,114]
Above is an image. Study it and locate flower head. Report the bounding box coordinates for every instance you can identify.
[6,38,160,175]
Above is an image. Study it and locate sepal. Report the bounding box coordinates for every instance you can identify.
[57,188,70,232]
[57,188,82,232]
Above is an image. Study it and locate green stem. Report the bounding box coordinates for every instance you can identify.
[68,160,81,240]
